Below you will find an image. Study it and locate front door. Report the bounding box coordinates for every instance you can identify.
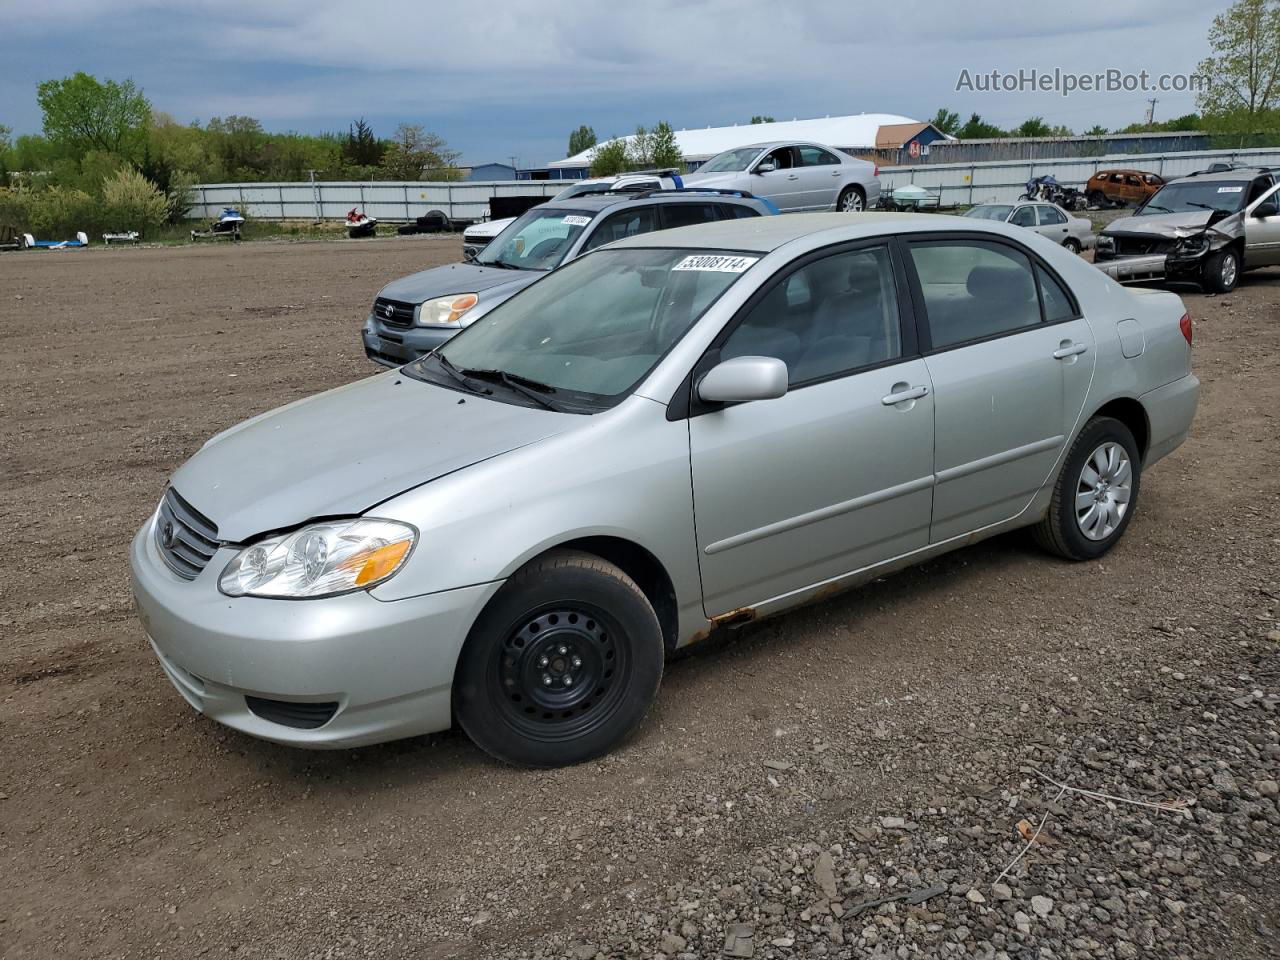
[752,147,805,212]
[1245,181,1280,266]
[688,243,934,615]
[903,236,1095,542]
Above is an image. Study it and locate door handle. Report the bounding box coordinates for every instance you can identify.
[786,174,799,180]
[831,171,841,177]
[881,384,929,405]
[1053,341,1089,359]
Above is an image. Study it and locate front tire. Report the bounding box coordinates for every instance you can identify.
[453,550,664,767]
[1033,417,1141,561]
[837,186,865,213]
[1201,247,1239,293]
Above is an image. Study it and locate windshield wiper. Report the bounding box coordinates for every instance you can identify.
[431,353,491,395]
[1186,201,1218,212]
[460,368,559,410]
[1142,204,1172,214]
[483,258,524,270]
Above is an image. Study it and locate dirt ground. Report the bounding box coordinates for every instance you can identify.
[1,235,1277,960]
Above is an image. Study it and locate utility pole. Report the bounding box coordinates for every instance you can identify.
[508,155,519,179]
[1145,98,1158,126]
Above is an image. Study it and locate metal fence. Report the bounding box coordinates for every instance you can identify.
[880,146,1280,206]
[188,180,567,223]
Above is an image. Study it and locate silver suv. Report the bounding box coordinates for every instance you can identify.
[1095,167,1280,292]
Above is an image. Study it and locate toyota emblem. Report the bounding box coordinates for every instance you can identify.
[161,519,177,549]
[380,303,394,319]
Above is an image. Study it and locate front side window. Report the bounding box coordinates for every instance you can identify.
[421,248,758,406]
[720,246,902,385]
[1010,206,1037,227]
[699,147,765,173]
[908,240,1041,349]
[581,207,658,252]
[478,207,597,270]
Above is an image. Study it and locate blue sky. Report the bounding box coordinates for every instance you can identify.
[2,0,1217,167]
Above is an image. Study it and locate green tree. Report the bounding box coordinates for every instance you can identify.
[1084,124,1109,136]
[628,125,653,168]
[1196,0,1280,120]
[750,115,776,124]
[589,137,631,177]
[649,121,683,169]
[342,118,383,167]
[36,72,151,161]
[929,108,961,136]
[379,123,460,180]
[1015,117,1052,137]
[567,124,597,156]
[956,113,1005,139]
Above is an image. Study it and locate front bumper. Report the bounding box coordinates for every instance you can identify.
[130,519,501,748]
[362,314,458,368]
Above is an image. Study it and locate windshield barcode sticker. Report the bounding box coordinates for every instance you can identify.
[562,215,591,226]
[1217,186,1243,193]
[672,254,760,273]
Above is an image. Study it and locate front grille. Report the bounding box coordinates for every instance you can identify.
[463,235,491,248]
[373,297,416,329]
[245,696,339,730]
[1112,235,1175,257]
[155,488,220,580]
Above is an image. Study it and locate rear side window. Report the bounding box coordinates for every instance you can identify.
[1036,265,1076,322]
[908,240,1041,349]
[661,203,722,230]
[797,145,840,167]
[1037,206,1067,225]
[581,206,658,251]
[719,203,760,219]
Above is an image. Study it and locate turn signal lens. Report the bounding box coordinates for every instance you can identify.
[1179,312,1192,345]
[346,540,412,586]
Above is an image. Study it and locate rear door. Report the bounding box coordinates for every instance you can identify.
[902,235,1095,542]
[687,241,934,614]
[795,144,844,210]
[658,201,725,231]
[1035,204,1070,241]
[576,205,659,254]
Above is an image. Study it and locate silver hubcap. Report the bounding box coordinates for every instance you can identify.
[1221,254,1237,287]
[842,192,862,212]
[1075,442,1132,541]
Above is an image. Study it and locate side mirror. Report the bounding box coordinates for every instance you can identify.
[697,356,788,404]
[755,161,776,174]
[463,245,480,262]
[1254,202,1278,218]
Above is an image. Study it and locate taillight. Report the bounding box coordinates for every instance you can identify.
[1179,312,1192,345]
[873,164,879,178]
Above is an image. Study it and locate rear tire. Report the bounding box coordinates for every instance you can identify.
[1201,247,1240,293]
[1088,190,1107,208]
[1063,237,1082,254]
[453,550,664,768]
[837,186,865,213]
[1033,417,1141,561]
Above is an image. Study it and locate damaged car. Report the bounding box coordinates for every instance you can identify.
[1094,167,1280,292]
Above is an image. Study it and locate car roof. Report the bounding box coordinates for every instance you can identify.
[607,211,1018,253]
[548,192,763,213]
[1171,167,1271,183]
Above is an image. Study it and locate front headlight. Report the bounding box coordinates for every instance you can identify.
[1176,233,1208,252]
[418,293,478,327]
[1097,234,1115,248]
[219,518,416,599]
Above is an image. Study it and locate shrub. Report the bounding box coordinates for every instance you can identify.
[100,167,167,233]
[163,169,198,223]
[27,186,100,237]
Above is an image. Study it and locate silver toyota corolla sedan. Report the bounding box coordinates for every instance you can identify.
[131,213,1199,768]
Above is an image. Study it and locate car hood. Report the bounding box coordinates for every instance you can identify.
[682,171,751,191]
[1103,210,1231,239]
[170,372,571,542]
[378,261,539,305]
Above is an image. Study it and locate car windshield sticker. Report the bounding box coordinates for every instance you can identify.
[1217,186,1244,193]
[672,254,760,273]
[562,215,591,226]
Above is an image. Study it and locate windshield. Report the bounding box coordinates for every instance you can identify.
[1138,180,1248,216]
[412,248,759,408]
[963,204,1014,221]
[477,207,597,270]
[698,147,764,173]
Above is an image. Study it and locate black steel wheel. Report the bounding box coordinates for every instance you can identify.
[454,550,663,767]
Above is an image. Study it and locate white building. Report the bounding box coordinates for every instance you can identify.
[548,113,934,173]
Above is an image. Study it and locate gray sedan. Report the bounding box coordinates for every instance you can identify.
[132,212,1198,767]
[964,201,1095,253]
[683,141,880,213]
